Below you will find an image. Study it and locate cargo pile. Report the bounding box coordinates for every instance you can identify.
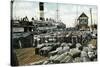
[30,42,97,65]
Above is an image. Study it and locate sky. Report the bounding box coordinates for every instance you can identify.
[13,0,98,27]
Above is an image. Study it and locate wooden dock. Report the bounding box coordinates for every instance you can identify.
[15,48,48,65]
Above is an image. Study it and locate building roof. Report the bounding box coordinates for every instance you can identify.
[12,32,31,39]
[78,12,88,20]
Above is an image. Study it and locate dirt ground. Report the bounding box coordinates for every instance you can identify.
[15,48,48,65]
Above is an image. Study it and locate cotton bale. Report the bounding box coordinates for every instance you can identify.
[69,48,81,58]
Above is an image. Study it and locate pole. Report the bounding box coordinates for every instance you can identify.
[19,40,22,48]
[11,0,14,21]
[11,1,19,66]
[90,8,93,32]
[56,3,59,22]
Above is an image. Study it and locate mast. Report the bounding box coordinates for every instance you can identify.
[56,3,59,22]
[56,0,60,22]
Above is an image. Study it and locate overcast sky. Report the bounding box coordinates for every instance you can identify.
[13,0,97,27]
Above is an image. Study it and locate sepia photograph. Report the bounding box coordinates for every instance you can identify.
[11,0,98,66]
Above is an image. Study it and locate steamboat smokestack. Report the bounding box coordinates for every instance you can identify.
[39,2,44,21]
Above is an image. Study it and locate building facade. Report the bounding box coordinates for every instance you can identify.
[77,12,89,30]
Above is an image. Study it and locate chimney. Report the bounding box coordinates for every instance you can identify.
[39,2,44,21]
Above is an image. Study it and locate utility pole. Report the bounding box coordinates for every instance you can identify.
[90,8,93,32]
[75,6,79,28]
